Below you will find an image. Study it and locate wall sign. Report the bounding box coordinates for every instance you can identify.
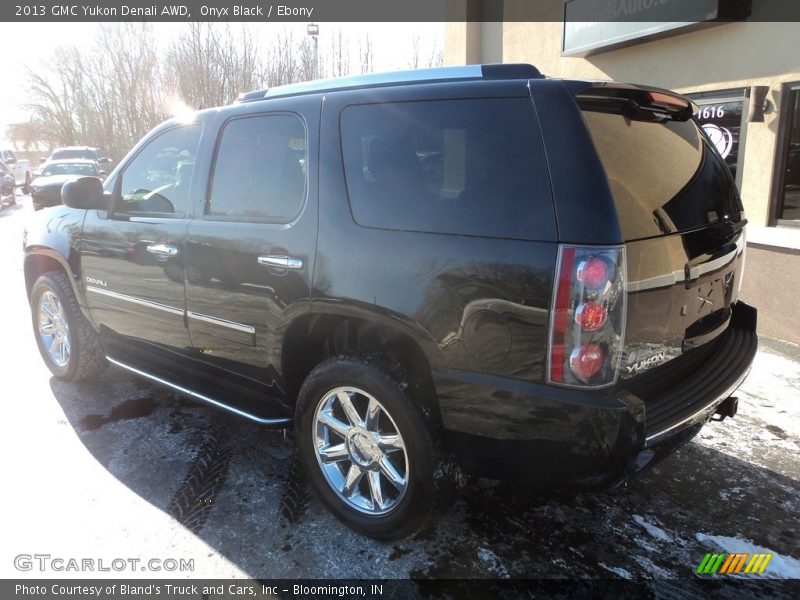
[562,0,752,56]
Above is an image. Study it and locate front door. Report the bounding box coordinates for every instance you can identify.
[81,124,203,353]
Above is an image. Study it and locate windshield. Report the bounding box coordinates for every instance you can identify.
[42,162,98,176]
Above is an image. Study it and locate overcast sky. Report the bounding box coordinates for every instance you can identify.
[0,22,444,146]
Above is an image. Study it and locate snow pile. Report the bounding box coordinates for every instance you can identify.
[633,514,673,543]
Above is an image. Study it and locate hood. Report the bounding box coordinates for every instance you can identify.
[33,174,86,188]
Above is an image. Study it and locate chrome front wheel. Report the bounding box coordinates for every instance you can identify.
[37,290,71,367]
[31,271,107,381]
[313,386,409,515]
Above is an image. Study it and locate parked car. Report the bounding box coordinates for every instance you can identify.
[0,160,16,209]
[0,149,32,194]
[31,159,102,211]
[42,146,112,174]
[22,64,757,540]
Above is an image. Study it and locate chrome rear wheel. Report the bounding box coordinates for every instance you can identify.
[313,386,409,515]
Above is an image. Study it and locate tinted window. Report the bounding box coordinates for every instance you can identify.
[116,125,202,216]
[582,111,743,240]
[340,99,554,239]
[207,114,306,221]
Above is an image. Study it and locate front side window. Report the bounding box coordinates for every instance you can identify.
[207,114,307,222]
[340,98,554,240]
[777,85,800,223]
[116,125,202,216]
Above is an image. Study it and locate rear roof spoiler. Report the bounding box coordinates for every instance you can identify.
[568,81,697,123]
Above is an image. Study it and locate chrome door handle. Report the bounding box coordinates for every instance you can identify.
[146,244,179,256]
[258,255,303,270]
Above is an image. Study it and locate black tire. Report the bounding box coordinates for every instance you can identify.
[30,271,107,381]
[22,173,31,195]
[295,352,455,540]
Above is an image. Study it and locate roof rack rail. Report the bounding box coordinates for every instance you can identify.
[231,63,543,104]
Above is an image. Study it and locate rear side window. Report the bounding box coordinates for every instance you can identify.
[581,111,744,240]
[207,114,306,222]
[340,98,554,239]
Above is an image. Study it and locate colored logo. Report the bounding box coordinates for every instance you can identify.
[696,553,772,575]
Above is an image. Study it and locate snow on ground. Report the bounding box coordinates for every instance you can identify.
[599,563,634,579]
[633,515,673,543]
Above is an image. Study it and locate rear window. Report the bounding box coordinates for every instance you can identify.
[581,111,743,240]
[51,149,95,161]
[340,98,554,240]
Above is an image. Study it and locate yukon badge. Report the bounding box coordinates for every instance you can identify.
[85,276,108,287]
[626,351,666,374]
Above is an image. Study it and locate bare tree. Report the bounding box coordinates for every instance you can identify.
[408,31,443,70]
[165,23,268,108]
[18,23,444,160]
[358,34,374,74]
[6,120,49,151]
[327,28,350,79]
[298,37,318,82]
[264,28,301,87]
[26,46,87,146]
[92,23,166,155]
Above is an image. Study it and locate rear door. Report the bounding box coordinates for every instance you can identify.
[575,85,746,377]
[183,98,318,413]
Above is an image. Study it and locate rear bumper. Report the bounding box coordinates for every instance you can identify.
[435,301,757,488]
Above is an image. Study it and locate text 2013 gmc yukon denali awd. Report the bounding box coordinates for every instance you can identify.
[23,64,757,539]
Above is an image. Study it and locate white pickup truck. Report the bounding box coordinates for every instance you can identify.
[0,149,32,194]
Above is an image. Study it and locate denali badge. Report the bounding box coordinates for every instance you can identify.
[626,352,666,374]
[85,276,108,287]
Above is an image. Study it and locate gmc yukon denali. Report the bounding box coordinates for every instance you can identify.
[23,64,757,539]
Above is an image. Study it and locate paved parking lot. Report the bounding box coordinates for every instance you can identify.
[1,194,798,589]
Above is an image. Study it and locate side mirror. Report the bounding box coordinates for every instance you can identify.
[5,157,16,165]
[98,170,108,178]
[100,157,112,164]
[62,176,106,210]
[40,157,47,164]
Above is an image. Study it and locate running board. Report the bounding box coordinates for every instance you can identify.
[106,356,292,427]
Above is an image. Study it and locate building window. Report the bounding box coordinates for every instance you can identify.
[687,89,747,189]
[774,83,800,225]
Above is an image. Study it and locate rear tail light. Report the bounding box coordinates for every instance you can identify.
[548,245,626,388]
[569,343,605,382]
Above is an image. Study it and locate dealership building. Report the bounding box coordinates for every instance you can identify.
[446,1,800,343]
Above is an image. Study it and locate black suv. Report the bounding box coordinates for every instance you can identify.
[23,64,757,539]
